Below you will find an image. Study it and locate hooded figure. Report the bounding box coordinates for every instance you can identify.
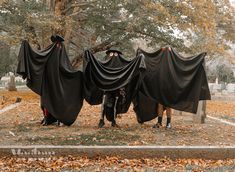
[99,47,125,128]
[17,35,84,126]
[152,47,172,129]
[83,46,145,128]
[133,46,211,125]
[41,35,65,125]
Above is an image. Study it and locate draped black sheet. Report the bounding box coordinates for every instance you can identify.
[17,40,83,126]
[83,50,145,121]
[17,37,211,125]
[133,47,211,123]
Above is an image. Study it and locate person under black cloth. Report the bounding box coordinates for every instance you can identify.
[153,47,172,129]
[98,48,126,128]
[40,35,64,126]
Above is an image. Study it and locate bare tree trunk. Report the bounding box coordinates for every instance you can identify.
[26,26,41,50]
[44,0,55,10]
[64,3,80,52]
[49,1,119,67]
[53,0,68,36]
[53,0,81,58]
[54,0,66,16]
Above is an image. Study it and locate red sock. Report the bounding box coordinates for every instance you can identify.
[43,108,49,117]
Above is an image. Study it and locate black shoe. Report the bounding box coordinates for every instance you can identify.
[111,120,118,127]
[42,115,57,126]
[98,119,105,128]
[158,116,163,124]
[153,123,162,128]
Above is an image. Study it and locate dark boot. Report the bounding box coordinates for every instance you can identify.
[42,114,57,126]
[111,120,118,127]
[153,116,162,128]
[166,117,171,129]
[98,119,105,128]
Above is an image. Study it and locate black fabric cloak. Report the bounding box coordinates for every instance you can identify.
[17,37,211,125]
[83,50,145,121]
[17,40,83,126]
[134,47,211,123]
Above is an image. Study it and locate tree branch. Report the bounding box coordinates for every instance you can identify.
[71,39,118,67]
[63,2,95,14]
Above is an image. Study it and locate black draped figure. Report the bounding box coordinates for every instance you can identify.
[99,48,126,127]
[17,35,211,128]
[133,46,211,125]
[83,47,146,128]
[17,35,84,126]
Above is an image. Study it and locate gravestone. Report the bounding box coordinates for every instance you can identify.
[7,75,17,91]
[174,101,207,124]
[193,100,206,124]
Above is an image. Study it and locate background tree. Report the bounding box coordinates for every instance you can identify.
[0,42,10,79]
[216,64,235,83]
[0,0,235,69]
[206,62,235,83]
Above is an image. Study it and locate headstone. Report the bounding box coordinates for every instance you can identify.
[7,75,17,91]
[193,100,206,124]
[215,78,218,84]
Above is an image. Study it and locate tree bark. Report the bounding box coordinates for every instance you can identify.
[50,1,119,67]
[25,26,41,50]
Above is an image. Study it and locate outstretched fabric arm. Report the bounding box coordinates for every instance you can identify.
[83,50,146,121]
[133,47,211,123]
[17,39,84,126]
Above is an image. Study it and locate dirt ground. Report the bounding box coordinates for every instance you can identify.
[0,89,235,146]
[207,101,235,123]
[0,89,38,109]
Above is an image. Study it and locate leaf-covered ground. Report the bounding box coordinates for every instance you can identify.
[0,156,234,171]
[0,89,235,146]
[207,101,235,123]
[0,90,38,109]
